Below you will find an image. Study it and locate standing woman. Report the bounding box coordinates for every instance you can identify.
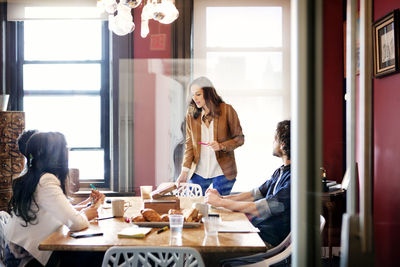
[5,132,99,266]
[176,77,244,195]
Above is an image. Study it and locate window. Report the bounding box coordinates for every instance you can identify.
[194,0,291,191]
[17,20,110,188]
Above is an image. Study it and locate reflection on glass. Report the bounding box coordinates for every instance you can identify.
[231,96,284,191]
[169,235,182,246]
[24,20,102,60]
[119,58,289,193]
[206,7,282,48]
[69,150,104,180]
[202,235,220,246]
[23,64,101,91]
[24,96,101,148]
[206,52,283,90]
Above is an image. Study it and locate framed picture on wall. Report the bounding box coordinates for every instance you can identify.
[373,9,400,78]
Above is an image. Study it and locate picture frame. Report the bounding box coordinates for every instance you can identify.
[373,9,400,78]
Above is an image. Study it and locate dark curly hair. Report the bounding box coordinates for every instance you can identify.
[276,120,290,160]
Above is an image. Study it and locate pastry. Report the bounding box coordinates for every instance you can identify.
[194,214,203,222]
[131,215,146,222]
[168,209,183,215]
[182,208,199,222]
[160,214,169,222]
[141,208,162,222]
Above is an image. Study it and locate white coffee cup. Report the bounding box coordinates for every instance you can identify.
[112,199,125,217]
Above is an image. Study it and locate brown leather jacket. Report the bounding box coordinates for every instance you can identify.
[182,103,244,180]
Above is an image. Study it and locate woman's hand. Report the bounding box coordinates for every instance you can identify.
[90,190,105,204]
[209,141,225,152]
[82,205,98,221]
[176,171,188,187]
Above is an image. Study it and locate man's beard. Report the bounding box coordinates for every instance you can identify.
[273,148,282,158]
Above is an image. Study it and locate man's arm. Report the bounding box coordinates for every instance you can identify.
[205,188,254,202]
[223,191,254,201]
[205,190,260,216]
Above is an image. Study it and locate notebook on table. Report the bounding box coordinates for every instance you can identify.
[117,226,152,239]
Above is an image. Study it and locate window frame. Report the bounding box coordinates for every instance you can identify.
[193,0,290,100]
[193,0,291,191]
[15,21,111,189]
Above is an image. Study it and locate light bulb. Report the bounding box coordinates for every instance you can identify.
[152,0,179,24]
[100,0,118,14]
[126,0,142,9]
[109,4,135,36]
[141,1,154,20]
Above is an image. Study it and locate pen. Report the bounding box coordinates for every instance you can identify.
[198,142,208,145]
[157,226,169,234]
[97,216,115,221]
[90,184,97,205]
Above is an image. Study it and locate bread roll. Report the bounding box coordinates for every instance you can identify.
[131,215,146,222]
[182,208,199,222]
[160,214,169,222]
[141,208,162,222]
[168,209,183,215]
[194,214,203,222]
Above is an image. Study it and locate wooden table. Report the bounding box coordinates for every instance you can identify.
[322,189,346,265]
[39,197,267,266]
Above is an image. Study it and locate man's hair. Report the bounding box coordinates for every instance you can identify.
[276,120,290,160]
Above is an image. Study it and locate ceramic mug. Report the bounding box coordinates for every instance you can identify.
[112,199,125,217]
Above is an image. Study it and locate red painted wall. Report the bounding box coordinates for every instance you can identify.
[373,1,400,266]
[133,6,172,59]
[132,6,172,194]
[323,0,345,182]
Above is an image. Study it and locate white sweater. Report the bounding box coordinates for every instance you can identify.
[5,173,89,265]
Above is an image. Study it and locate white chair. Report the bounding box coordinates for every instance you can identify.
[175,183,203,197]
[101,246,205,267]
[235,215,326,267]
[157,182,203,197]
[221,231,291,267]
[0,211,10,263]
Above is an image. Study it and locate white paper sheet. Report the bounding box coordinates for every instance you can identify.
[218,220,260,233]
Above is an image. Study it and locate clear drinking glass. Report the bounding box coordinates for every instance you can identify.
[169,214,184,245]
[203,214,220,236]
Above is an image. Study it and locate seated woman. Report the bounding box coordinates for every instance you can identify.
[4,132,102,267]
[17,130,103,210]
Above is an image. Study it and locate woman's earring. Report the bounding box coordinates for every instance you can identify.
[29,154,33,167]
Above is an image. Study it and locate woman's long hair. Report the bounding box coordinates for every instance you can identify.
[17,129,38,158]
[8,132,69,226]
[188,77,224,119]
